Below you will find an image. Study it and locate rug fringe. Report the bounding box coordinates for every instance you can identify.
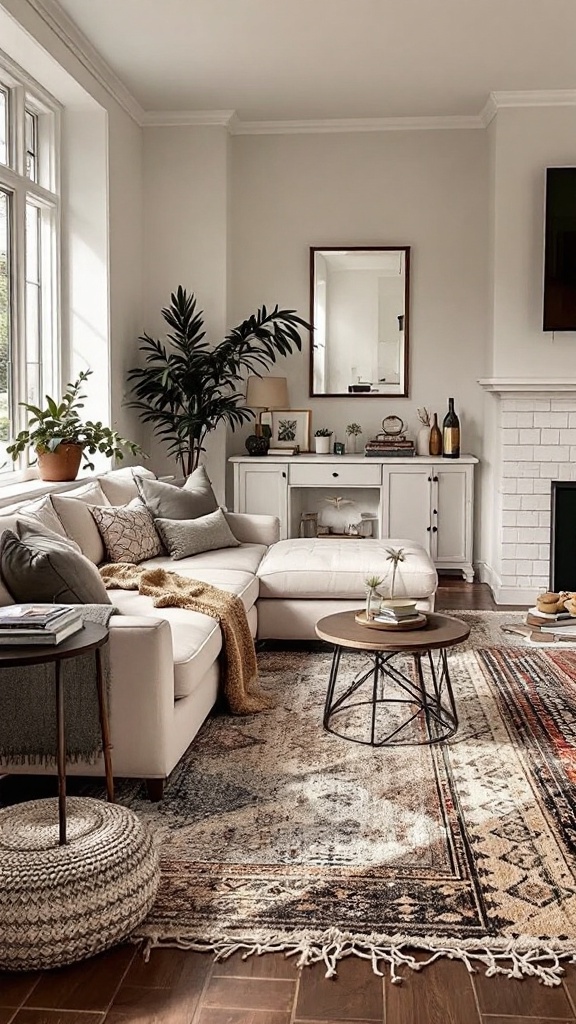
[133,928,575,986]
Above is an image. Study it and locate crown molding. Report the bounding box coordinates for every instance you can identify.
[492,89,576,110]
[230,114,484,135]
[142,109,237,128]
[24,0,145,124]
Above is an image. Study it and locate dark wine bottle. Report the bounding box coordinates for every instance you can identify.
[442,397,460,459]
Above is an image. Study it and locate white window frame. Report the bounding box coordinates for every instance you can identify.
[0,50,60,479]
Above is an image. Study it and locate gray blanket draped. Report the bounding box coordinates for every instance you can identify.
[0,605,116,766]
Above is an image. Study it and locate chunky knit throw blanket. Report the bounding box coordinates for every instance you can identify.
[99,564,270,715]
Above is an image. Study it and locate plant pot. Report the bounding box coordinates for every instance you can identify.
[314,436,331,454]
[36,443,83,482]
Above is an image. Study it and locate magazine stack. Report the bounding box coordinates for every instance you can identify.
[0,605,83,645]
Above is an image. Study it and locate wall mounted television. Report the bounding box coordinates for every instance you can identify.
[543,167,576,332]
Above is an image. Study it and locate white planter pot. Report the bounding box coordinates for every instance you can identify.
[314,436,331,454]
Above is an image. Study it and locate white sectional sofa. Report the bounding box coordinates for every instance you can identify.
[0,467,438,798]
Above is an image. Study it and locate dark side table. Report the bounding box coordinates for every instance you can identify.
[0,622,113,845]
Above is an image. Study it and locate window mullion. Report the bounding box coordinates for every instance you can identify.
[11,85,24,178]
[11,181,26,448]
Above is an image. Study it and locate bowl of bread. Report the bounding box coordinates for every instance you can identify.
[536,591,576,615]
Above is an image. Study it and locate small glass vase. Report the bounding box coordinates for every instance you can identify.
[365,588,376,621]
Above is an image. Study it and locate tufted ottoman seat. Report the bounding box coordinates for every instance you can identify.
[256,537,438,640]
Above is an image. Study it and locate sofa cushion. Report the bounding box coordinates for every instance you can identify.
[51,482,110,564]
[109,569,258,698]
[139,543,267,575]
[136,466,218,521]
[256,538,438,600]
[1,525,111,604]
[98,465,156,505]
[90,499,163,563]
[155,508,240,560]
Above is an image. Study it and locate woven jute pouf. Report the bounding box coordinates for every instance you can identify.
[0,796,160,971]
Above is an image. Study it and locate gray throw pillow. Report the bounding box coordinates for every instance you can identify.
[135,465,218,521]
[1,526,111,604]
[155,508,240,560]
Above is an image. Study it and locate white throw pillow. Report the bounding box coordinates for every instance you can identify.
[51,481,110,564]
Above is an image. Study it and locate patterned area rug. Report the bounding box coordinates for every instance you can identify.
[116,611,576,983]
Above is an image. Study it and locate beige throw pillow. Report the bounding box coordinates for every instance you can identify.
[90,499,163,564]
[155,508,240,560]
[51,482,110,564]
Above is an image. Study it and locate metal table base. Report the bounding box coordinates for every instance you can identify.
[323,646,458,746]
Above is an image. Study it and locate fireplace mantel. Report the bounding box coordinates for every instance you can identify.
[478,378,576,393]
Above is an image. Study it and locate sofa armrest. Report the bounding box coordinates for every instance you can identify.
[224,511,280,546]
[107,615,176,776]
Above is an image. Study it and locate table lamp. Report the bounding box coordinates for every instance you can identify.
[244,376,289,455]
[246,376,289,423]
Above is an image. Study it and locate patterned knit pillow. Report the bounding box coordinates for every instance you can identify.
[90,499,163,564]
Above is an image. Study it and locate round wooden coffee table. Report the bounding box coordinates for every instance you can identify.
[315,611,470,746]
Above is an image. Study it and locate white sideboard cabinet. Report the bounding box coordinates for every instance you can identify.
[230,454,477,581]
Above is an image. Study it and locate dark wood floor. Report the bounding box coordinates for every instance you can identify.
[2,578,571,1024]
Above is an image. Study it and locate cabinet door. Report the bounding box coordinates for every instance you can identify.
[433,465,470,565]
[235,464,288,538]
[382,465,432,551]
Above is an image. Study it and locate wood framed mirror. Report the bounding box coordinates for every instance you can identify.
[309,246,410,397]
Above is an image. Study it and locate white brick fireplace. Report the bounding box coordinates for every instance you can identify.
[479,379,576,605]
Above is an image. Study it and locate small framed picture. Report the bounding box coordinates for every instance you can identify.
[270,410,311,451]
[333,441,345,455]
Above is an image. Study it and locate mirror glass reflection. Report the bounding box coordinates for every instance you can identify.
[310,247,410,397]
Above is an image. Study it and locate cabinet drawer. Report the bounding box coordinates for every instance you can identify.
[289,463,381,487]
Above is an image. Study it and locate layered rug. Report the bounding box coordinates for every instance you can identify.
[110,610,576,983]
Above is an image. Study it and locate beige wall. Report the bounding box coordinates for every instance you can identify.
[229,130,490,460]
[141,125,229,497]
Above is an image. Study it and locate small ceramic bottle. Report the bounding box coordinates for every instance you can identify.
[429,413,442,456]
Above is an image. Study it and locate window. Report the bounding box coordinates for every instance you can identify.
[0,54,59,474]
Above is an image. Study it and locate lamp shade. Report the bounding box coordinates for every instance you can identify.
[245,376,289,410]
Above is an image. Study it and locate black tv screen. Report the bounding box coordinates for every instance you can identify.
[543,167,576,331]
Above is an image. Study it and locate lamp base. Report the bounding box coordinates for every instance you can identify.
[245,434,269,457]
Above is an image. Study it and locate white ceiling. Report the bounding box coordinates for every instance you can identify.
[54,0,576,122]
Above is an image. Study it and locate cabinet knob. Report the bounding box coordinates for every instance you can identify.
[433,475,438,482]
[427,476,432,482]
[332,472,339,477]
[282,471,286,478]
[433,508,438,515]
[432,526,438,533]
[427,526,431,532]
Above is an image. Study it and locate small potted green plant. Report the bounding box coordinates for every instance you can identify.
[314,428,333,454]
[6,370,144,482]
[345,422,363,454]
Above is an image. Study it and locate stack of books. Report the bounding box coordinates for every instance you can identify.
[373,600,420,625]
[0,605,84,645]
[502,606,576,644]
[364,435,415,458]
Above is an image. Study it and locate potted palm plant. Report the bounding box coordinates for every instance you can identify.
[6,370,143,481]
[127,287,310,476]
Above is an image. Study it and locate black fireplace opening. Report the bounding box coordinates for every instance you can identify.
[550,481,576,591]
